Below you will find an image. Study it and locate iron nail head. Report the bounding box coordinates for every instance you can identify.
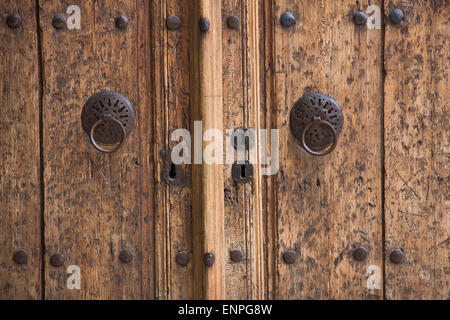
[7,12,22,28]
[199,18,210,33]
[352,246,369,261]
[176,251,190,266]
[166,15,181,31]
[389,8,404,24]
[119,248,134,263]
[52,14,67,29]
[281,12,296,27]
[13,249,28,265]
[283,249,297,264]
[204,252,215,267]
[50,253,66,267]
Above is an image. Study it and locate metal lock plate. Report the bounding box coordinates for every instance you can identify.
[289,93,343,155]
[81,91,135,152]
[161,149,185,186]
[232,161,254,183]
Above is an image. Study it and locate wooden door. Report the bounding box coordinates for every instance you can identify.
[0,0,448,300]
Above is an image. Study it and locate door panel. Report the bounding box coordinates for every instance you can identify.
[39,0,153,299]
[384,0,449,299]
[222,0,249,299]
[0,0,42,300]
[268,0,383,299]
[152,0,194,299]
[222,0,265,299]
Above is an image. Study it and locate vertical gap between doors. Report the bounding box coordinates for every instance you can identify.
[35,0,45,300]
[380,0,387,301]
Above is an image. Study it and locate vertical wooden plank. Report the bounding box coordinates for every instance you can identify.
[190,0,226,299]
[245,0,266,300]
[137,0,155,300]
[0,0,42,299]
[152,0,169,299]
[384,0,449,299]
[270,0,384,299]
[222,0,265,300]
[40,0,153,299]
[152,0,194,299]
[165,0,194,301]
[221,0,248,299]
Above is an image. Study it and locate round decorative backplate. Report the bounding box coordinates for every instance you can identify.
[81,91,135,147]
[289,93,343,153]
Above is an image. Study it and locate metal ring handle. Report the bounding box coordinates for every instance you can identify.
[89,116,126,153]
[301,116,338,156]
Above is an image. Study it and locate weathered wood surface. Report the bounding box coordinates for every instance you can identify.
[152,0,194,299]
[245,0,266,300]
[267,0,384,299]
[0,0,448,300]
[0,0,42,299]
[222,0,265,299]
[222,0,248,299]
[39,0,154,299]
[384,0,449,299]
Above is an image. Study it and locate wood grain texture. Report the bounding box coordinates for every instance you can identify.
[40,0,153,299]
[152,0,194,299]
[0,0,448,301]
[222,0,248,299]
[384,0,449,299]
[190,0,226,299]
[268,0,384,299]
[222,0,265,300]
[0,0,42,300]
[245,0,266,300]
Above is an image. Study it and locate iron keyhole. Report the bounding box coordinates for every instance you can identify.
[240,164,246,179]
[161,149,185,186]
[169,163,177,180]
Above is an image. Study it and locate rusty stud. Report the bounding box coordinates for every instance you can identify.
[283,250,297,264]
[199,18,210,33]
[230,249,244,263]
[175,251,190,266]
[389,248,405,264]
[280,11,296,28]
[13,249,28,265]
[204,252,215,267]
[352,246,369,262]
[119,248,134,263]
[52,14,66,30]
[166,15,181,31]
[227,15,240,30]
[389,8,404,24]
[354,10,368,26]
[115,14,128,30]
[7,12,22,28]
[50,253,66,267]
